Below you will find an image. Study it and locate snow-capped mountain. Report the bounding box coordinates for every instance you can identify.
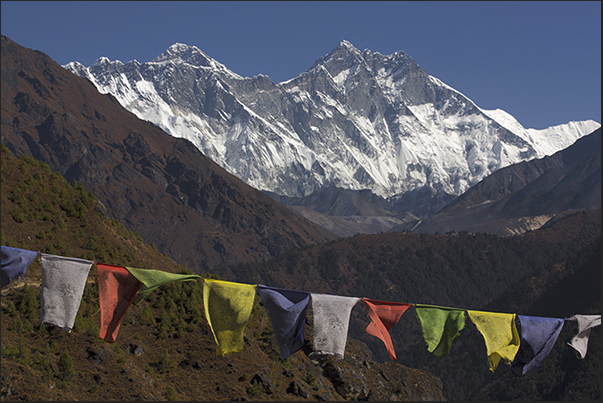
[64,40,600,220]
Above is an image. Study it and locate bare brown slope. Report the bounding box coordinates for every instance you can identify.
[1,35,337,277]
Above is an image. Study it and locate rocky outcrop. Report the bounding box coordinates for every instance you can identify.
[311,338,445,401]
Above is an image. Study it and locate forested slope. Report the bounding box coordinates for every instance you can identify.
[0,145,445,401]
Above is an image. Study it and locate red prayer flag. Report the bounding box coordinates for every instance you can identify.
[363,298,412,361]
[96,263,142,342]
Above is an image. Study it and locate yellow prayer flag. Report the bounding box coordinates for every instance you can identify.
[203,279,256,356]
[468,310,520,372]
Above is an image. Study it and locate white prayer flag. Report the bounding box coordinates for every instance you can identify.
[310,293,361,359]
[566,314,601,359]
[40,253,94,331]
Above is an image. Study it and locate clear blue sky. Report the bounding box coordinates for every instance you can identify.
[2,1,600,130]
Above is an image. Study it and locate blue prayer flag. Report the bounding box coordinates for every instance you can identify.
[256,284,310,360]
[511,315,565,376]
[1,245,39,288]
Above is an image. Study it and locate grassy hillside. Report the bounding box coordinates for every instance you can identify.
[0,145,444,401]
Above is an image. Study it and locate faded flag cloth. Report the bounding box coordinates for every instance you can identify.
[310,293,361,359]
[256,284,310,360]
[468,310,520,372]
[415,304,466,357]
[566,314,601,359]
[96,263,142,343]
[1,245,39,288]
[125,266,202,304]
[511,315,565,376]
[39,254,94,331]
[363,298,412,361]
[203,279,256,356]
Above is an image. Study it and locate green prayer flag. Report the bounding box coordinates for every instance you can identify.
[414,304,466,357]
[125,267,202,304]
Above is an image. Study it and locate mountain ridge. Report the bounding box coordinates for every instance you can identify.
[63,40,600,234]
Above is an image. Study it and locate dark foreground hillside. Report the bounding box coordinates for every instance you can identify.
[0,145,444,401]
[224,209,601,400]
[397,234,601,401]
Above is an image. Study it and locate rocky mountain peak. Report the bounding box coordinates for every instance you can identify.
[330,39,362,56]
[308,39,365,74]
[338,39,356,49]
[62,60,89,77]
[153,42,202,62]
[151,42,231,73]
[324,40,418,74]
[91,56,123,67]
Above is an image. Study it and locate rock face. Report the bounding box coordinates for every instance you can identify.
[65,40,599,224]
[1,35,336,274]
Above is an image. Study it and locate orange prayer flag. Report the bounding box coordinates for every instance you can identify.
[96,263,142,343]
[363,298,412,361]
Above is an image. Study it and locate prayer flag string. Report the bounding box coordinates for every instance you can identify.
[1,245,600,374]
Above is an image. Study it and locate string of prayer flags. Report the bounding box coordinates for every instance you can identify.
[415,304,466,357]
[96,263,143,343]
[125,266,202,304]
[468,310,520,372]
[362,298,412,361]
[203,279,256,356]
[2,243,600,375]
[1,245,39,288]
[511,315,565,376]
[310,293,361,359]
[565,314,601,359]
[39,254,94,331]
[256,284,310,360]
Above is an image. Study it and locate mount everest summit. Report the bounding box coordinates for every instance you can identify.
[64,40,600,232]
